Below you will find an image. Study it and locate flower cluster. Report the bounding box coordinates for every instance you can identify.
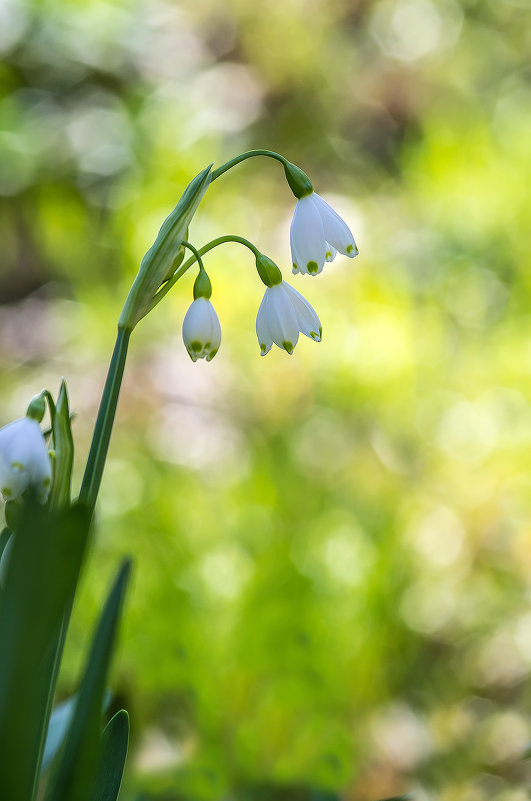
[182,187,356,361]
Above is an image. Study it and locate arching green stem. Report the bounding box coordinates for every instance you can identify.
[143,235,261,318]
[211,150,289,182]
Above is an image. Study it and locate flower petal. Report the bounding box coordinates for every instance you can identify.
[268,285,300,352]
[312,193,358,257]
[256,290,273,356]
[290,195,327,276]
[282,283,322,341]
[325,243,337,262]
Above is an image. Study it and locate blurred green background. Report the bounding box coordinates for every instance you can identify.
[1,0,531,798]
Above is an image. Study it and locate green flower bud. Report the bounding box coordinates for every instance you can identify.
[193,268,212,300]
[256,253,283,287]
[26,393,46,423]
[283,161,313,199]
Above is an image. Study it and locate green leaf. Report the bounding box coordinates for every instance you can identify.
[89,710,130,801]
[0,500,90,801]
[48,380,74,511]
[45,559,131,801]
[42,692,112,775]
[41,695,77,774]
[0,526,11,561]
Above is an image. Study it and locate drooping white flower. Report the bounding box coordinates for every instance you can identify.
[256,281,322,356]
[0,417,52,503]
[290,192,358,276]
[182,297,222,362]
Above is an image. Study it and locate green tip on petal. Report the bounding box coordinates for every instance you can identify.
[190,341,203,353]
[282,341,294,354]
[260,344,267,354]
[307,261,318,275]
[206,349,218,362]
[2,487,12,498]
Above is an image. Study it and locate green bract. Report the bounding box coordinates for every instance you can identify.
[255,252,283,287]
[119,165,213,330]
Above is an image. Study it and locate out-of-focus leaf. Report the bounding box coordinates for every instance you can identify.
[42,691,113,775]
[45,559,131,801]
[0,500,90,801]
[41,695,77,773]
[89,709,130,801]
[374,795,412,800]
[0,526,10,558]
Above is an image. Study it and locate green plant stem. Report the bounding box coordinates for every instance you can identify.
[143,235,260,318]
[79,326,131,516]
[210,149,290,182]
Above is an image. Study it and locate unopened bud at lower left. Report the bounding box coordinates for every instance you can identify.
[182,298,222,363]
[0,417,52,503]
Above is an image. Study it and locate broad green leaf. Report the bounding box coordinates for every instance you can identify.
[0,500,90,801]
[0,526,12,568]
[89,710,130,801]
[42,691,112,775]
[0,526,11,559]
[41,696,77,773]
[45,559,131,801]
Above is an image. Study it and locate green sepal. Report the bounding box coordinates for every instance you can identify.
[0,500,91,801]
[48,380,74,512]
[193,268,212,300]
[119,166,212,329]
[44,559,131,801]
[256,253,283,287]
[283,160,313,199]
[88,710,130,801]
[27,392,46,422]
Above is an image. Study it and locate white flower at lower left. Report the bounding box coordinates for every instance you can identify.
[0,417,52,503]
[182,297,222,362]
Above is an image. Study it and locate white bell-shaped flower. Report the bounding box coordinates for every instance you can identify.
[256,281,322,356]
[0,417,52,502]
[290,192,358,276]
[182,297,222,362]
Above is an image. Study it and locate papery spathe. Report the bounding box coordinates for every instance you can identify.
[256,281,322,356]
[290,192,358,276]
[182,297,222,362]
[0,417,52,502]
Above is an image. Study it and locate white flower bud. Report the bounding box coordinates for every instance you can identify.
[256,281,322,356]
[290,191,358,276]
[0,417,52,503]
[182,298,222,362]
